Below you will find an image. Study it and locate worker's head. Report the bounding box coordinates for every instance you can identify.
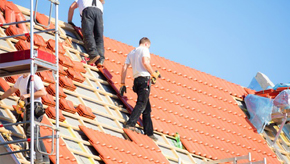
[23,73,29,78]
[139,37,151,49]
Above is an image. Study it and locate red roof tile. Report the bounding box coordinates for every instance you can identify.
[35,12,55,29]
[41,93,56,107]
[0,77,10,91]
[80,125,170,164]
[59,97,77,114]
[100,37,280,163]
[45,106,66,122]
[76,104,95,120]
[40,116,77,164]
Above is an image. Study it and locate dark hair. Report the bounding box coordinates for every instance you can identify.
[139,37,151,45]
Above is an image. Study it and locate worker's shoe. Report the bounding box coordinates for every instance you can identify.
[124,125,141,134]
[148,135,158,141]
[96,58,105,67]
[87,55,100,65]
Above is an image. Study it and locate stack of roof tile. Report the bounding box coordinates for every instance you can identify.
[4,6,15,28]
[42,94,55,107]
[59,75,77,91]
[0,12,5,24]
[5,25,26,40]
[59,98,77,114]
[38,46,54,55]
[15,40,30,50]
[66,67,85,83]
[76,104,95,120]
[37,71,55,84]
[45,106,66,122]
[46,84,67,98]
[80,126,170,164]
[40,116,78,164]
[4,75,19,83]
[72,61,86,73]
[0,0,7,11]
[26,34,47,47]
[15,12,29,32]
[46,39,66,55]
[58,54,74,68]
[0,78,10,91]
[58,65,67,76]
[35,12,55,29]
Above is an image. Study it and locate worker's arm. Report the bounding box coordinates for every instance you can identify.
[20,88,47,101]
[142,57,155,75]
[0,86,18,100]
[121,63,130,84]
[68,2,78,22]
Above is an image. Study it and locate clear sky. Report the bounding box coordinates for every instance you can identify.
[14,0,290,88]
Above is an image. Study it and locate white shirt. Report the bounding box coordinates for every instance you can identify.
[14,75,44,104]
[75,0,103,15]
[125,46,151,79]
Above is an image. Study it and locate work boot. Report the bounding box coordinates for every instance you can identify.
[124,125,141,134]
[148,135,158,141]
[87,55,100,65]
[96,58,105,67]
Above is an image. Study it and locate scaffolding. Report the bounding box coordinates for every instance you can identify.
[0,0,60,163]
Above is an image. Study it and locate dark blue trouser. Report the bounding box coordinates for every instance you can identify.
[81,7,104,63]
[126,76,154,136]
[24,103,48,162]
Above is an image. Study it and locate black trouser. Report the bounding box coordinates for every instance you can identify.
[24,102,49,162]
[81,7,104,63]
[126,76,154,136]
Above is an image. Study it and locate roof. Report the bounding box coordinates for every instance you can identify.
[0,1,289,164]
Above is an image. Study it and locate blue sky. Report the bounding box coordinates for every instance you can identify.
[14,0,290,87]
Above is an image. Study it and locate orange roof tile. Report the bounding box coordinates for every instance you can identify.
[101,37,280,163]
[80,126,169,164]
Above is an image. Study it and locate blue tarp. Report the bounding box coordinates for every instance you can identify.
[273,83,290,90]
[245,89,290,133]
[245,94,273,133]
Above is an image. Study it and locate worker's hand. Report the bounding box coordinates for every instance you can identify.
[20,94,29,101]
[151,70,161,84]
[119,83,127,96]
[68,21,76,27]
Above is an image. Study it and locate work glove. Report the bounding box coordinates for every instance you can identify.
[151,70,161,84]
[68,21,76,27]
[120,83,127,96]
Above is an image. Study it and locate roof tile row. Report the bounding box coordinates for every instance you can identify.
[80,126,169,164]
[40,116,77,164]
[45,106,66,122]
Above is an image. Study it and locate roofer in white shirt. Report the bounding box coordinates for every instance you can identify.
[0,73,48,163]
[68,0,105,67]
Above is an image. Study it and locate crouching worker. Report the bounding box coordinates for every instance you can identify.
[0,73,49,164]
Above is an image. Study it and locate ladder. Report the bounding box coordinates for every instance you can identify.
[0,0,60,163]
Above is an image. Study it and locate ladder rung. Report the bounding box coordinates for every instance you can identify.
[0,121,30,127]
[0,20,30,27]
[0,29,56,40]
[0,148,29,156]
[0,135,55,146]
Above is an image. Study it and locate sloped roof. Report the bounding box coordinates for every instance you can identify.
[0,1,289,164]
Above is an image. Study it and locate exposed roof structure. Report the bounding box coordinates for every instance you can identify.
[0,1,289,164]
